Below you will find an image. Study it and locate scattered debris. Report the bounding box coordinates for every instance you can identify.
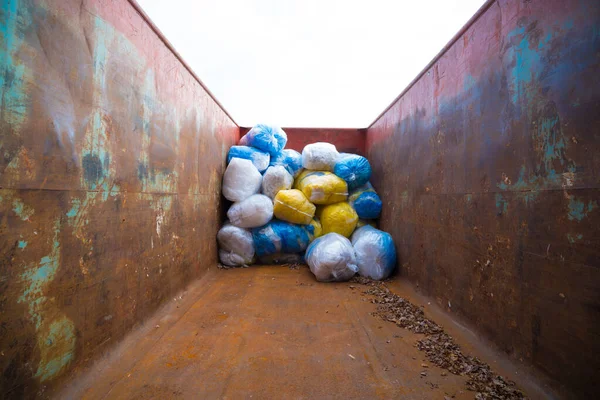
[348,354,356,360]
[351,278,525,399]
[426,381,439,389]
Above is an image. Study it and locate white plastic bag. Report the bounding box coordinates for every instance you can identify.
[301,142,340,171]
[222,158,262,202]
[217,222,255,266]
[351,226,396,280]
[305,233,358,282]
[261,166,294,199]
[227,194,273,228]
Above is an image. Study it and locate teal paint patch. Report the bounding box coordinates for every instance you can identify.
[18,219,61,328]
[0,0,31,131]
[12,198,34,220]
[495,193,508,215]
[567,233,583,243]
[568,198,597,221]
[506,25,552,106]
[18,240,27,249]
[466,194,472,202]
[535,111,566,174]
[34,316,76,382]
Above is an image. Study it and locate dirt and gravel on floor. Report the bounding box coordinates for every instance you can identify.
[351,276,525,400]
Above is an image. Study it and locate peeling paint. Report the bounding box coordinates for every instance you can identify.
[34,316,75,382]
[495,193,508,215]
[567,197,597,221]
[0,0,31,132]
[12,198,34,220]
[18,240,27,249]
[18,218,76,381]
[567,233,583,243]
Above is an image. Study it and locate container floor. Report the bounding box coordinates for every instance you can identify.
[61,265,546,399]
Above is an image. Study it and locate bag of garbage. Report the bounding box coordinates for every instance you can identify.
[273,189,316,225]
[227,145,270,173]
[262,166,294,199]
[270,149,303,178]
[333,154,371,190]
[227,194,273,228]
[308,218,322,239]
[305,233,358,282]
[351,226,396,280]
[258,253,304,265]
[320,202,358,238]
[348,182,382,219]
[294,170,348,205]
[222,158,262,202]
[240,124,287,156]
[252,220,316,256]
[217,223,255,266]
[301,142,339,171]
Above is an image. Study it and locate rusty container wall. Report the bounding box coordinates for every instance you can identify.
[0,0,237,397]
[366,0,599,397]
[240,127,366,155]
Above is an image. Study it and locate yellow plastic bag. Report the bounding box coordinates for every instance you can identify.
[273,189,316,225]
[320,202,358,238]
[294,170,348,205]
[308,218,322,239]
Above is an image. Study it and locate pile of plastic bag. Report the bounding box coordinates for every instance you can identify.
[217,124,396,282]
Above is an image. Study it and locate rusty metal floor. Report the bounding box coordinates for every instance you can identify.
[61,265,546,399]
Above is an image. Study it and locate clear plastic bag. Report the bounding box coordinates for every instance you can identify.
[301,142,339,171]
[305,233,358,282]
[217,223,255,266]
[227,145,270,173]
[333,154,372,190]
[269,149,303,177]
[351,226,396,280]
[348,182,382,219]
[222,158,262,202]
[273,189,316,225]
[240,124,287,156]
[262,166,294,199]
[227,194,273,228]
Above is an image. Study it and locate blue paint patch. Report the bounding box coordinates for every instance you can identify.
[18,240,27,249]
[568,197,597,221]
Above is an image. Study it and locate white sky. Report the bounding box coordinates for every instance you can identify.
[138,0,486,128]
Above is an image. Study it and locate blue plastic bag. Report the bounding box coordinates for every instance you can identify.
[252,220,318,257]
[270,149,303,177]
[348,182,382,219]
[240,124,287,156]
[333,154,371,190]
[351,226,396,280]
[227,146,270,173]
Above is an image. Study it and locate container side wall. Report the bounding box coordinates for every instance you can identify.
[240,127,366,155]
[365,0,600,397]
[0,0,237,396]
